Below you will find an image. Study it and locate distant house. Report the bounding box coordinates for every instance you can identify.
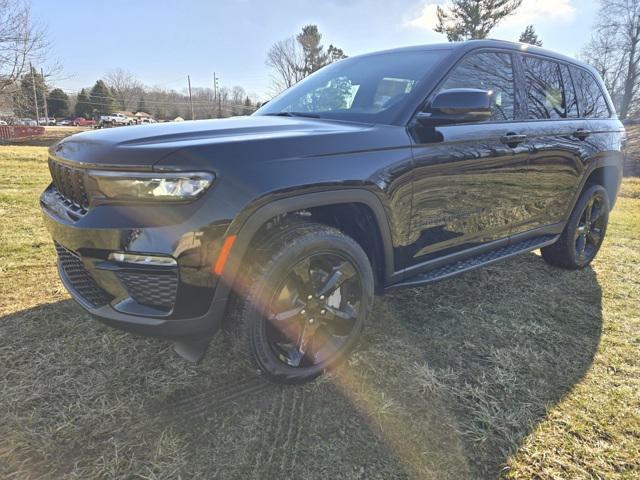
[173,116,185,122]
[134,111,152,119]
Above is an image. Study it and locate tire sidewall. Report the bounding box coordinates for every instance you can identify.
[245,229,374,383]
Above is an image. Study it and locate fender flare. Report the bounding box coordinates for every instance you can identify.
[207,189,396,327]
[564,154,623,223]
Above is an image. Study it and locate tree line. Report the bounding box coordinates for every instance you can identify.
[13,70,259,121]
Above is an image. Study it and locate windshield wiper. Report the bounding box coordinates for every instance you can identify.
[265,111,321,118]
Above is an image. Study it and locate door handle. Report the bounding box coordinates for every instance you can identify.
[573,129,592,140]
[500,133,527,146]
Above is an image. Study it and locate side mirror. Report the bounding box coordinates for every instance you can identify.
[416,88,493,126]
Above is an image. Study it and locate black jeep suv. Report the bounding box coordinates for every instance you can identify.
[41,40,625,383]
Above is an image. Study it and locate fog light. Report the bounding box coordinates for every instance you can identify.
[108,252,177,267]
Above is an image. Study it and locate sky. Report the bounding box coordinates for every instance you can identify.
[31,0,601,101]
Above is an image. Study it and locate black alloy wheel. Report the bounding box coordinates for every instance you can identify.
[574,192,607,264]
[541,184,610,269]
[231,223,374,384]
[265,252,363,368]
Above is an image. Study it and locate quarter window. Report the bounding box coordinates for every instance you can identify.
[569,66,611,118]
[439,52,515,121]
[523,56,566,119]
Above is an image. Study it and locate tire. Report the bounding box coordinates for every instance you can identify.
[541,184,610,269]
[229,222,374,384]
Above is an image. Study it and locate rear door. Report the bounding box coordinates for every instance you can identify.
[509,54,585,235]
[406,50,530,268]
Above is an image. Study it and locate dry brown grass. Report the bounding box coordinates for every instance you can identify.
[0,146,638,479]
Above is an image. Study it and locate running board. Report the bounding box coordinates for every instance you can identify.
[387,234,558,290]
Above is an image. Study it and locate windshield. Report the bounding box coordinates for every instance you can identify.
[255,50,449,125]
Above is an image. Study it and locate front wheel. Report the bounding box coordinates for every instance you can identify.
[229,223,374,384]
[541,184,610,269]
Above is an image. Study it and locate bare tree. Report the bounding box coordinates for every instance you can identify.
[582,0,640,118]
[104,68,143,111]
[266,37,304,94]
[0,0,49,96]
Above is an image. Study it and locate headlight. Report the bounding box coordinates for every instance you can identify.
[89,171,214,201]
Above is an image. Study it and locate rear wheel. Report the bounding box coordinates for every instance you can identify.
[541,184,609,269]
[229,223,374,384]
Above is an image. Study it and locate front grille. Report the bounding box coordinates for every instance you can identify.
[55,243,114,308]
[48,158,89,210]
[115,271,178,310]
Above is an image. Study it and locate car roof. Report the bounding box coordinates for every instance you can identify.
[357,39,596,74]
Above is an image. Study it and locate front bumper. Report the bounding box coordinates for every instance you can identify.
[41,188,231,339]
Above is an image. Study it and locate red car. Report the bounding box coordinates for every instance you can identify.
[72,117,96,127]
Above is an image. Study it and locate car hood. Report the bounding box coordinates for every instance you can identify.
[49,115,383,170]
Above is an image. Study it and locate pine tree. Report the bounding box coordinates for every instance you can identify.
[519,25,542,46]
[435,0,523,41]
[297,25,330,76]
[328,45,348,62]
[74,88,92,118]
[14,67,46,118]
[89,80,115,115]
[47,88,70,117]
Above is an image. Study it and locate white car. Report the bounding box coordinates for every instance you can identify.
[99,112,133,126]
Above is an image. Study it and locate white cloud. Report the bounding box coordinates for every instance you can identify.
[407,2,441,30]
[407,0,576,31]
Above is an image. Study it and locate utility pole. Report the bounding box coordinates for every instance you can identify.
[30,63,40,124]
[187,75,194,120]
[213,72,218,101]
[41,68,49,123]
[216,75,222,118]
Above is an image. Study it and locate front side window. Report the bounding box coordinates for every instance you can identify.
[438,51,515,121]
[255,50,449,124]
[570,66,611,119]
[523,56,565,119]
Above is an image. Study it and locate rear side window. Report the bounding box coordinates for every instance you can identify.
[560,64,579,118]
[523,56,565,119]
[439,51,515,121]
[569,66,611,118]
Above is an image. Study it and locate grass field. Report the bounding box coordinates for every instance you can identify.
[0,144,638,479]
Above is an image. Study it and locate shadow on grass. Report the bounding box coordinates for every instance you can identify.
[0,252,602,479]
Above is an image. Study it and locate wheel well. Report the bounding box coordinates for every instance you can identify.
[584,166,621,207]
[247,202,387,291]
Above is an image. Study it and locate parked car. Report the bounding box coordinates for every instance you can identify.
[19,118,37,126]
[41,40,624,383]
[59,118,73,126]
[0,120,7,125]
[72,117,96,127]
[39,117,56,126]
[99,112,133,127]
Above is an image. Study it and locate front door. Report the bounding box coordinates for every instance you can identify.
[404,50,529,269]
